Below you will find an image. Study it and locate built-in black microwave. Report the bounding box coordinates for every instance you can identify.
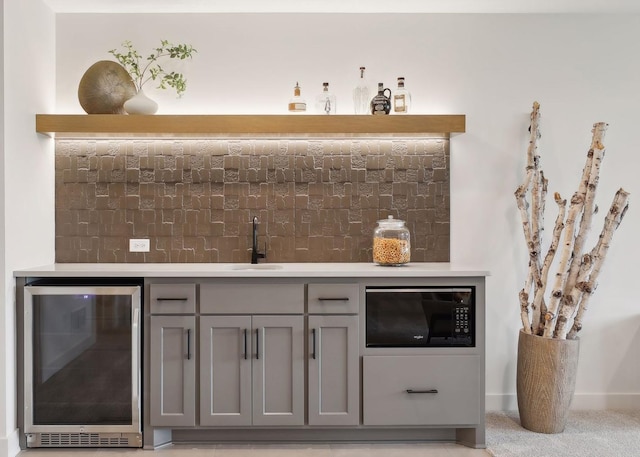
[365,287,475,347]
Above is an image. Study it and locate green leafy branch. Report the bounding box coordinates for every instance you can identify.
[109,40,196,97]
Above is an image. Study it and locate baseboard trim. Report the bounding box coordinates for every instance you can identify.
[486,393,640,411]
[0,428,20,457]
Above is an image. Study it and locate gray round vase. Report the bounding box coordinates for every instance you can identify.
[516,329,580,434]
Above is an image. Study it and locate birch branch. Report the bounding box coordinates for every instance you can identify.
[531,170,548,331]
[543,190,584,337]
[554,253,592,339]
[519,288,533,334]
[565,188,630,339]
[530,116,546,295]
[562,122,607,298]
[552,123,607,338]
[515,101,541,199]
[515,102,543,332]
[531,192,566,335]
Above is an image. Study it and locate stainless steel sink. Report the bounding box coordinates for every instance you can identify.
[230,264,284,271]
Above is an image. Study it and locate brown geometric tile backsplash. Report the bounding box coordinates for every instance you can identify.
[55,138,450,263]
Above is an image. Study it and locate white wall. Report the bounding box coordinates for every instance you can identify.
[53,13,640,410]
[2,1,55,457]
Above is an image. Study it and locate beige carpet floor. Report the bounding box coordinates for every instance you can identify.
[486,410,640,457]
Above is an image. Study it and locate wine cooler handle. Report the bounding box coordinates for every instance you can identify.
[132,307,141,412]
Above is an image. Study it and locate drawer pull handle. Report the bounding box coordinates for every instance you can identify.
[406,389,438,394]
[318,297,350,301]
[157,297,189,301]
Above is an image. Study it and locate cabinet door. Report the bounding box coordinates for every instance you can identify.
[149,316,196,426]
[200,315,252,426]
[308,315,360,425]
[252,315,304,426]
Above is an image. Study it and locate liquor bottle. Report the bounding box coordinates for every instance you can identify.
[288,82,306,112]
[315,82,337,115]
[393,77,411,114]
[353,66,371,115]
[370,82,391,115]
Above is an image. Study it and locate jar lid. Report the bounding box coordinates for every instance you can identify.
[376,215,406,226]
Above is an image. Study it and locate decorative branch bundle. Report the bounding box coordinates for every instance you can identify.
[515,102,630,339]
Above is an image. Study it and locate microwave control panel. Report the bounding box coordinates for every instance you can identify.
[454,305,471,336]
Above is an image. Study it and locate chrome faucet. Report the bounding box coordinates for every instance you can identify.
[251,216,266,264]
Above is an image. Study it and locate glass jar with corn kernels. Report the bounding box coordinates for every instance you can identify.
[373,215,411,266]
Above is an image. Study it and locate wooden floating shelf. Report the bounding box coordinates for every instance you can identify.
[36,114,465,139]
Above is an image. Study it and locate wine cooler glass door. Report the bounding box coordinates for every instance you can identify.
[23,285,141,440]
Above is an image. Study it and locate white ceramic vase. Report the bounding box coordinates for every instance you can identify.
[123,89,158,115]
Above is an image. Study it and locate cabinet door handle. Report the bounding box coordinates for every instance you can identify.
[243,328,248,360]
[186,328,192,360]
[311,328,317,360]
[157,297,188,301]
[406,389,438,394]
[317,297,350,301]
[255,328,260,360]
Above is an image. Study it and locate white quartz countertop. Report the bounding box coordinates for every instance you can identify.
[14,262,489,278]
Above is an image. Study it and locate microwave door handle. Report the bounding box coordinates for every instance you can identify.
[406,389,439,394]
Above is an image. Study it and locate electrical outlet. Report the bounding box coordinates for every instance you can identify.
[129,239,150,252]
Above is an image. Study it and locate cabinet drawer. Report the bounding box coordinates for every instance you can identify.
[363,355,480,426]
[308,283,359,314]
[150,284,196,314]
[201,283,304,314]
